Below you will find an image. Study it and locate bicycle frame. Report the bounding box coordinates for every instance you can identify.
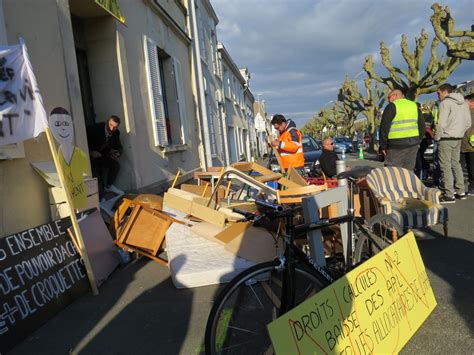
[277,178,385,315]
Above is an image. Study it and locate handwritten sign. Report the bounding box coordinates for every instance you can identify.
[0,40,48,146]
[268,232,436,354]
[0,210,93,353]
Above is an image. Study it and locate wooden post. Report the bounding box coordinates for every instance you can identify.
[171,169,181,189]
[45,128,99,295]
[224,180,232,198]
[201,182,209,197]
[265,127,285,173]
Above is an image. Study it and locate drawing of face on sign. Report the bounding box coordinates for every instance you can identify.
[49,107,75,164]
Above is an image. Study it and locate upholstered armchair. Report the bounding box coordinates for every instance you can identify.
[366,166,448,237]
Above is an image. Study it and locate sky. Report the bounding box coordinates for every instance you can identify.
[212,0,474,127]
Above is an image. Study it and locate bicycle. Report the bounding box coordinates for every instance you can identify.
[204,166,392,354]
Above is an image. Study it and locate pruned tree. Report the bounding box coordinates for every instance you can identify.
[334,100,359,135]
[364,29,462,99]
[431,3,474,60]
[302,106,339,139]
[338,77,386,136]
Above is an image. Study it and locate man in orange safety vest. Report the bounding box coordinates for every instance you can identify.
[271,114,305,169]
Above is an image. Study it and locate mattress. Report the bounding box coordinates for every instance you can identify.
[163,206,255,289]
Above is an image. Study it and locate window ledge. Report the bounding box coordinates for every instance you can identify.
[160,144,188,154]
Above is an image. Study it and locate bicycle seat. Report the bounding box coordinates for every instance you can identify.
[337,166,373,180]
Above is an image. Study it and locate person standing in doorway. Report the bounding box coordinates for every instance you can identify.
[87,115,124,198]
[379,89,424,170]
[270,114,305,170]
[435,84,471,203]
[461,93,474,196]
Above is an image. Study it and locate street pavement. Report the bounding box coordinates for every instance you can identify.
[9,155,474,354]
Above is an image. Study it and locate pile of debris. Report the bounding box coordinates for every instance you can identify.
[109,162,369,289]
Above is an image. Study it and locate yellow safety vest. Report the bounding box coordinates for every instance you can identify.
[388,99,419,139]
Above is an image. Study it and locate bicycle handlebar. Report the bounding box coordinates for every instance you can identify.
[232,199,289,222]
[254,199,283,212]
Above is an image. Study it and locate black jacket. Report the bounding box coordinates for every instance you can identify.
[87,122,122,156]
[319,149,339,177]
[379,101,424,150]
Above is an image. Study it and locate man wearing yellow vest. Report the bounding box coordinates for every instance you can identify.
[379,89,424,170]
[435,84,471,203]
[270,114,305,170]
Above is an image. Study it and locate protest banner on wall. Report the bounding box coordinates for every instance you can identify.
[0,38,99,295]
[0,210,94,354]
[0,40,48,146]
[268,232,437,354]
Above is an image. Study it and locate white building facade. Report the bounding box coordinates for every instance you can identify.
[218,43,250,163]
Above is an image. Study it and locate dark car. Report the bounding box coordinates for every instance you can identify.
[333,137,353,153]
[269,135,322,171]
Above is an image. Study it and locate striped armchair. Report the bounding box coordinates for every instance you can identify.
[366,166,448,237]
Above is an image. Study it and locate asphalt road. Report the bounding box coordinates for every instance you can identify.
[9,155,474,354]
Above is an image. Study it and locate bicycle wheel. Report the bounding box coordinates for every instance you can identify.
[368,213,404,243]
[353,221,393,264]
[205,260,329,354]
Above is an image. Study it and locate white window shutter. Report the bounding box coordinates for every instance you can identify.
[143,36,168,146]
[173,58,187,144]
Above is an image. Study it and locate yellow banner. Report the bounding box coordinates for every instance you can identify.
[268,232,436,354]
[95,0,126,24]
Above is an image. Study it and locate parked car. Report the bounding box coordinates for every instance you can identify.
[269,135,322,171]
[424,143,434,162]
[333,137,353,153]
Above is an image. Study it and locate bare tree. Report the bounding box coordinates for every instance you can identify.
[364,29,462,99]
[338,78,386,137]
[431,3,474,60]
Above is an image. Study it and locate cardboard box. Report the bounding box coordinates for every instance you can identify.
[49,178,99,219]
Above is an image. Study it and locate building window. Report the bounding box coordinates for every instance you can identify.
[143,36,187,147]
[205,94,217,156]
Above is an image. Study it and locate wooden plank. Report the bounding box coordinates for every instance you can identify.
[287,166,308,186]
[163,192,193,214]
[207,166,224,172]
[117,204,141,244]
[223,224,282,263]
[189,202,227,227]
[112,198,132,238]
[190,222,226,243]
[214,221,253,244]
[231,162,254,172]
[248,162,274,176]
[131,194,163,210]
[181,184,226,203]
[254,172,283,183]
[277,184,327,204]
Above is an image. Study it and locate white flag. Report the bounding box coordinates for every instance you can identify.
[0,39,48,146]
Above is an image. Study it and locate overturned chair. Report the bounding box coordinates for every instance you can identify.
[366,166,448,239]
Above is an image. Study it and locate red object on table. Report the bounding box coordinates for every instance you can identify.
[306,177,338,188]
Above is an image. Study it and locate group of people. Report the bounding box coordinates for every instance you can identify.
[269,84,474,206]
[89,84,473,206]
[379,85,473,203]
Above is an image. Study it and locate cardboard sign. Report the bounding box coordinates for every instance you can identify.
[268,232,436,354]
[49,108,91,209]
[0,210,93,353]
